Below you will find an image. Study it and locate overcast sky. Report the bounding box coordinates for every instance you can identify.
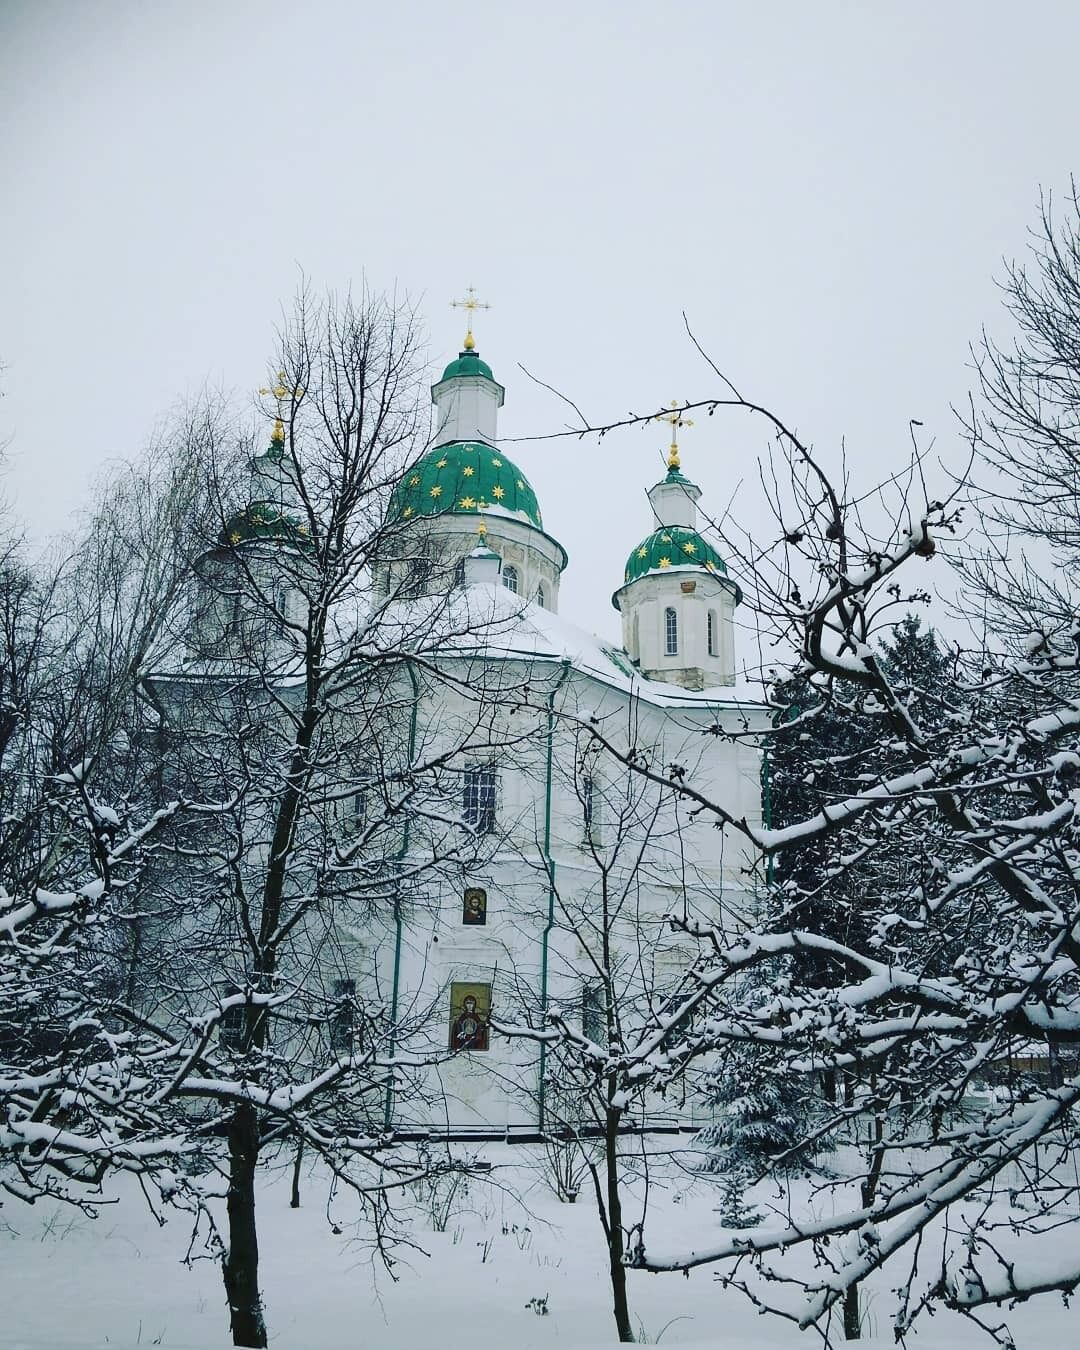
[3,1,1079,641]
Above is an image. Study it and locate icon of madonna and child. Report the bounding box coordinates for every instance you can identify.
[449,981,492,1052]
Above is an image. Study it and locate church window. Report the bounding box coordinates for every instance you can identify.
[631,614,640,662]
[582,982,605,1043]
[329,978,356,1056]
[502,564,519,594]
[707,609,718,657]
[535,581,546,608]
[220,985,245,1050]
[665,606,678,656]
[581,774,599,843]
[463,765,497,833]
[406,557,432,597]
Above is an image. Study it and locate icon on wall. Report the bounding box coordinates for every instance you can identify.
[449,981,491,1052]
[462,886,487,925]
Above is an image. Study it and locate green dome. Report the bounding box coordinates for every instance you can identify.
[220,501,311,550]
[388,441,543,529]
[439,350,495,383]
[618,526,738,597]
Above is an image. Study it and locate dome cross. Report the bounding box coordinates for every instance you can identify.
[655,399,694,471]
[259,370,304,458]
[451,286,491,352]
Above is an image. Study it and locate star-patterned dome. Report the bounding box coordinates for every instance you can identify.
[387,441,543,528]
[219,500,312,550]
[619,526,737,593]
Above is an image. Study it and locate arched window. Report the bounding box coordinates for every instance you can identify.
[664,606,678,656]
[502,564,519,594]
[535,582,546,608]
[707,609,718,657]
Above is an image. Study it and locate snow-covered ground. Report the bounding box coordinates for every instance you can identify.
[1,1145,1074,1349]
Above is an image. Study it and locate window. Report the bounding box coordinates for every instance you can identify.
[330,978,356,1056]
[665,606,678,656]
[535,581,546,608]
[581,774,599,843]
[582,983,605,1044]
[501,564,519,594]
[463,766,497,833]
[220,985,245,1049]
[406,557,433,597]
[707,609,718,657]
[631,614,640,663]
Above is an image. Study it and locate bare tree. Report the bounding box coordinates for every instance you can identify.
[498,720,733,1343]
[514,340,1080,1341]
[123,286,531,1346]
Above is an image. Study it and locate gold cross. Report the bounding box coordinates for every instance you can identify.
[258,370,304,450]
[655,400,694,470]
[451,286,491,351]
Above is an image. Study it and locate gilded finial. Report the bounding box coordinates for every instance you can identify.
[259,370,304,457]
[451,286,490,352]
[655,400,694,471]
[477,519,488,541]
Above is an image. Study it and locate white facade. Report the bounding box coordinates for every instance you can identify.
[147,339,768,1140]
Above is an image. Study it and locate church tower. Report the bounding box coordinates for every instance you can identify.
[611,404,740,690]
[379,292,567,609]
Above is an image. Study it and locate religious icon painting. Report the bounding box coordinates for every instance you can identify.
[462,886,487,925]
[449,981,491,1052]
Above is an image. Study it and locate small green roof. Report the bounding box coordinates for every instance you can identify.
[220,500,312,550]
[388,441,543,529]
[615,526,739,606]
[439,350,495,383]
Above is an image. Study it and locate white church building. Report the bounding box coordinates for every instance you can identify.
[146,317,769,1140]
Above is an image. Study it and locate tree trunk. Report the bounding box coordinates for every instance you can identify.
[843,1285,860,1339]
[604,1110,635,1343]
[224,1103,266,1348]
[290,1137,304,1209]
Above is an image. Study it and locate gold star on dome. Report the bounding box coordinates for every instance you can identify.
[462,465,475,477]
[637,546,647,558]
[682,540,697,554]
[491,457,503,467]
[658,556,672,568]
[430,485,442,498]
[403,506,414,518]
[409,475,420,487]
[661,533,672,543]
[230,531,242,544]
[491,485,505,499]
[298,524,309,536]
[436,458,448,469]
[516,478,524,489]
[459,495,476,508]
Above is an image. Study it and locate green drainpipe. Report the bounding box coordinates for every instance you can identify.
[761,743,774,888]
[537,659,572,1133]
[383,659,421,1131]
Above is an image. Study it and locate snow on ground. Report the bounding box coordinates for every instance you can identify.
[1,1145,1075,1349]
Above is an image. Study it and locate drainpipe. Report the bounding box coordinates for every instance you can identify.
[761,744,774,888]
[383,658,421,1131]
[537,659,572,1132]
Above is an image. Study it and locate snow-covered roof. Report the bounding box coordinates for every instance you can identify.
[373,581,766,712]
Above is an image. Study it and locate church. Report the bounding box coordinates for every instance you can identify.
[145,304,768,1139]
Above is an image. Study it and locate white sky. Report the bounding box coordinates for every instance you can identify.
[3,1,1079,640]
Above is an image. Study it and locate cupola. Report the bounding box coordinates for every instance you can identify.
[612,405,740,690]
